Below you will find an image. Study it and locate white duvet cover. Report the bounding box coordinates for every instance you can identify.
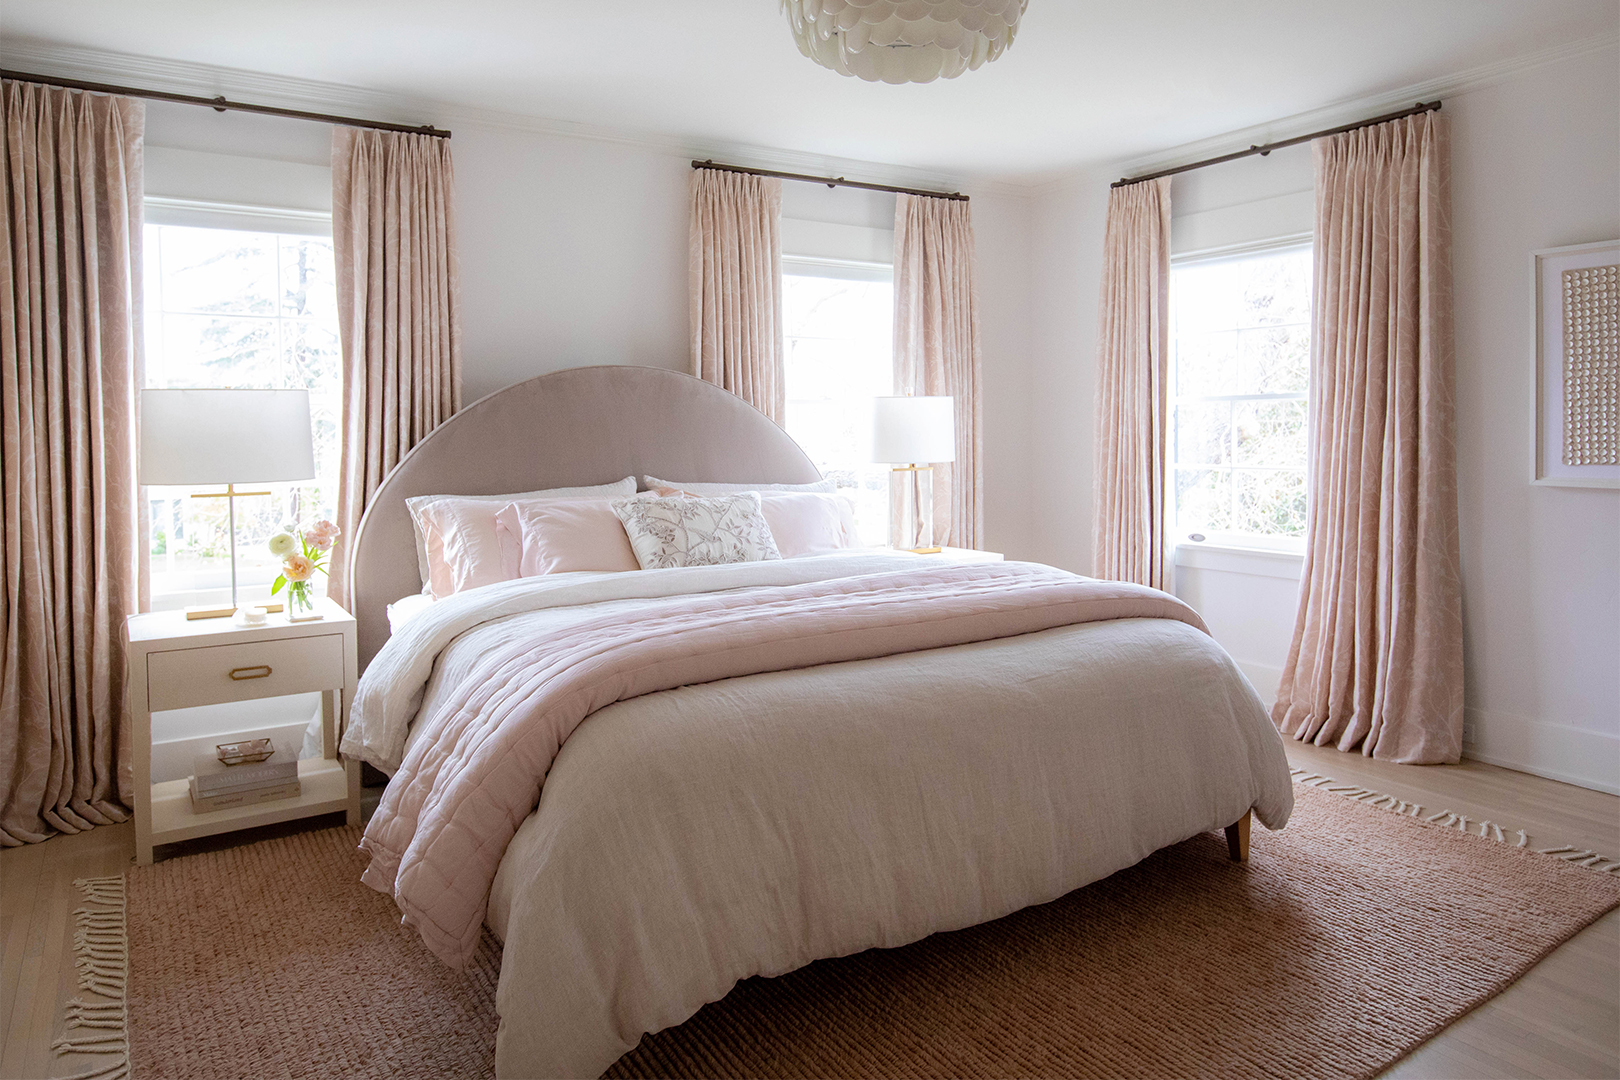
[346,554,1294,1078]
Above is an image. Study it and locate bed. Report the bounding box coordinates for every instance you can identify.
[342,364,1295,1079]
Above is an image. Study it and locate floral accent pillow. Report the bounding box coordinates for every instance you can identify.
[611,492,782,570]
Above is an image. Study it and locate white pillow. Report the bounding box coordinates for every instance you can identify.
[611,492,782,570]
[759,492,857,558]
[641,475,835,496]
[404,477,636,591]
[386,592,436,635]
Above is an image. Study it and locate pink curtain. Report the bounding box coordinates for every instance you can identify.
[329,127,462,605]
[0,80,143,844]
[688,168,784,423]
[1273,112,1464,764]
[893,193,984,550]
[1092,177,1171,589]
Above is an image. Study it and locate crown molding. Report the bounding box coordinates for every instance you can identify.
[0,38,1036,201]
[6,29,1610,202]
[1104,32,1619,184]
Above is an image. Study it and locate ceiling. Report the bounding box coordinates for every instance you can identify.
[2,1,1615,182]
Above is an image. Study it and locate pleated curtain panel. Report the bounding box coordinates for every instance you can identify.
[0,81,143,844]
[688,168,785,423]
[1092,177,1171,590]
[1273,112,1465,764]
[893,193,984,550]
[329,127,463,605]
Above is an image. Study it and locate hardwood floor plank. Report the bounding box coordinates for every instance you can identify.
[0,840,46,1077]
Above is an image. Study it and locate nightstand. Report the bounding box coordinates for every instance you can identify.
[125,597,361,864]
[905,546,1005,563]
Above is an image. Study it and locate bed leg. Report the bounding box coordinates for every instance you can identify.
[1225,810,1251,862]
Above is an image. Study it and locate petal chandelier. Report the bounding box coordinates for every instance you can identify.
[783,0,1027,84]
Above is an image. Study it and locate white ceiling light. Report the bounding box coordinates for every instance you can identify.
[783,0,1027,85]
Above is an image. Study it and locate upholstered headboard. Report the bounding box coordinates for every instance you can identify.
[347,364,820,671]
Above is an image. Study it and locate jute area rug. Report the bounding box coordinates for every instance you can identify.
[116,781,1620,1080]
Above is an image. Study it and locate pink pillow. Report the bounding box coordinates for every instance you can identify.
[414,498,514,598]
[495,499,641,576]
[758,492,857,558]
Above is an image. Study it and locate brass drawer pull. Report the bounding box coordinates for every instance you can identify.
[229,665,273,681]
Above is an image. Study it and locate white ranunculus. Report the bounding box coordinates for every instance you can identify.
[267,531,297,557]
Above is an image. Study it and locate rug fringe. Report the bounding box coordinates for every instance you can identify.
[1291,769,1619,873]
[53,875,130,1080]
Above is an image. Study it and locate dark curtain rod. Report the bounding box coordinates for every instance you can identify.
[692,160,968,202]
[0,69,451,139]
[1113,100,1441,188]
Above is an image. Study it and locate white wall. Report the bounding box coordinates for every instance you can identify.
[141,100,1039,561]
[1448,45,1620,792]
[1028,46,1620,791]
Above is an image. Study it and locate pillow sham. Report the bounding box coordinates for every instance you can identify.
[404,477,636,592]
[640,475,836,496]
[494,499,641,576]
[406,477,636,596]
[758,492,858,558]
[611,492,782,570]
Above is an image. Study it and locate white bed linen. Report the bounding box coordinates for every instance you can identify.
[350,553,1294,1078]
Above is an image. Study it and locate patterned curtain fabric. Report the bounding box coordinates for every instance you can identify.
[0,80,143,844]
[1091,177,1171,589]
[329,127,462,605]
[688,168,784,423]
[893,193,984,550]
[1273,112,1464,764]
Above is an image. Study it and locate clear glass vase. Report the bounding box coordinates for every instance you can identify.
[287,582,317,620]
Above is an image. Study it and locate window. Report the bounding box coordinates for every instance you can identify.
[143,218,342,609]
[1170,245,1311,549]
[782,262,894,546]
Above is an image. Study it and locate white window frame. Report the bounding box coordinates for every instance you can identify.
[142,200,340,610]
[1169,236,1313,557]
[780,252,896,547]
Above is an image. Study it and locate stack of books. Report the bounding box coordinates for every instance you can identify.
[189,752,301,812]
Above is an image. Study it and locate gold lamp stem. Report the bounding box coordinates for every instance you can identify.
[186,483,272,620]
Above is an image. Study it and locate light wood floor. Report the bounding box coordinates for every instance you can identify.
[2,746,1616,1080]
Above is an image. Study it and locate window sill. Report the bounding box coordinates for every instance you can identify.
[1174,541,1304,580]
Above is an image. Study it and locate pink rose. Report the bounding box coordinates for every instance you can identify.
[282,553,315,582]
[305,519,341,552]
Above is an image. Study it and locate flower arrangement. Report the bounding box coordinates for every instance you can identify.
[268,519,340,615]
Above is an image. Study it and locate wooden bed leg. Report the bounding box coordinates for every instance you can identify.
[1225,810,1251,863]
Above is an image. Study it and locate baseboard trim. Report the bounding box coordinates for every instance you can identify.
[1463,708,1620,796]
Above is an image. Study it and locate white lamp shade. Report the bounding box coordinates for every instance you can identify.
[871,396,956,464]
[140,388,315,486]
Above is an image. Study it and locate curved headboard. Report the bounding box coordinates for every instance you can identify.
[348,364,820,671]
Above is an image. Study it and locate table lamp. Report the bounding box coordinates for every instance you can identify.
[871,395,955,553]
[140,388,315,619]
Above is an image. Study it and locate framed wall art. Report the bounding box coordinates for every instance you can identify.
[1531,240,1619,488]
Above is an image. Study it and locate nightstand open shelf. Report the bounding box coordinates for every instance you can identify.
[147,757,353,847]
[126,597,361,864]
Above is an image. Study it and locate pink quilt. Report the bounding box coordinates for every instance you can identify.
[360,562,1208,967]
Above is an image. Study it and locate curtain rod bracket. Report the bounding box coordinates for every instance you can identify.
[211,95,227,113]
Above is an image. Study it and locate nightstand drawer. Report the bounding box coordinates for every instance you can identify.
[146,634,344,712]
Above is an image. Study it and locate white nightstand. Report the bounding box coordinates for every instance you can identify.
[125,597,361,864]
[903,546,1005,563]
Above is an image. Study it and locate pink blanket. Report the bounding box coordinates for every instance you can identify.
[360,562,1207,967]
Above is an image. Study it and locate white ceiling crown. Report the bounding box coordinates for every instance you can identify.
[783,0,1027,84]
